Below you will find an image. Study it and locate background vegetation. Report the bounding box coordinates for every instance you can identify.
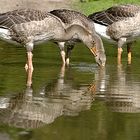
[74,0,140,15]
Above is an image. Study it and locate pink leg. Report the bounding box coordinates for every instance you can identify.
[127,43,132,64]
[60,50,66,65]
[25,52,33,71]
[58,42,66,65]
[117,38,126,65]
[65,45,74,66]
[26,68,33,87]
[117,48,123,65]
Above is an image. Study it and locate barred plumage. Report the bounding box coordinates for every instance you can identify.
[88,4,140,26]
[50,9,106,66]
[88,4,140,65]
[0,8,106,73]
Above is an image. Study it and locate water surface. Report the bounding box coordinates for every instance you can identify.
[0,40,140,140]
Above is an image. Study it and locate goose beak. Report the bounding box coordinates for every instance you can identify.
[89,47,97,57]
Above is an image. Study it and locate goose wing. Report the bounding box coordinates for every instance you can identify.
[88,4,140,26]
[0,9,48,29]
[50,9,75,24]
[50,9,89,24]
[50,9,95,34]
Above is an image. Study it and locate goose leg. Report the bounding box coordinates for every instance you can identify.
[127,42,132,64]
[117,38,126,65]
[26,67,33,87]
[58,42,66,65]
[25,51,33,71]
[117,48,123,65]
[66,44,74,66]
[25,42,34,71]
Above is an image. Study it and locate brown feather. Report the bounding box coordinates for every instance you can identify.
[88,4,140,26]
[0,9,48,29]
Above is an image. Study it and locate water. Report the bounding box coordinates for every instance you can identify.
[0,40,140,140]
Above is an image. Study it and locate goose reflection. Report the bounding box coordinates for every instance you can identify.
[44,65,95,116]
[94,65,140,113]
[0,65,94,129]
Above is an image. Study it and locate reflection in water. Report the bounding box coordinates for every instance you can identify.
[0,63,140,130]
[1,38,140,140]
[45,65,95,117]
[94,65,140,113]
[0,65,94,129]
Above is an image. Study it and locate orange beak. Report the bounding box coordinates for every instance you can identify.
[89,46,97,57]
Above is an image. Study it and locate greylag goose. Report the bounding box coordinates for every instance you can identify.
[50,9,106,66]
[88,4,140,64]
[0,9,106,71]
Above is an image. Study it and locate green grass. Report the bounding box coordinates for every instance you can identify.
[74,0,140,15]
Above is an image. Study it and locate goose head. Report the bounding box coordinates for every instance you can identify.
[95,51,106,67]
[95,34,106,67]
[90,45,106,67]
[84,33,106,67]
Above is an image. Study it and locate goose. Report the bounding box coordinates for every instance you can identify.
[0,9,106,71]
[88,4,140,64]
[50,9,106,66]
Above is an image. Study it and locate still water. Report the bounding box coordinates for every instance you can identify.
[0,40,140,140]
